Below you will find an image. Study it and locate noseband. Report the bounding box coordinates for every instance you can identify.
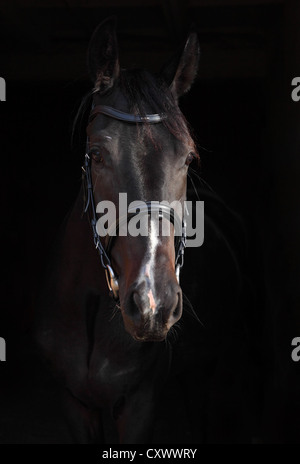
[82,105,186,301]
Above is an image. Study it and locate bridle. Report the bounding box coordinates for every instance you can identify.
[82,104,187,301]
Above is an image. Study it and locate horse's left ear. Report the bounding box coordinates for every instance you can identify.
[161,32,200,99]
[87,17,120,93]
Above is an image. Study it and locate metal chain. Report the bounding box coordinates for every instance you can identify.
[175,219,187,270]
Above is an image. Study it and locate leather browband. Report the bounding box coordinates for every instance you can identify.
[90,105,166,124]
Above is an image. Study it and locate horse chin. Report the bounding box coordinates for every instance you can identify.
[131,331,168,343]
[122,318,169,342]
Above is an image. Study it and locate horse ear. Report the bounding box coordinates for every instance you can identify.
[161,32,200,99]
[87,17,120,93]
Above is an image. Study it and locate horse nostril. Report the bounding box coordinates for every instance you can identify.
[171,291,182,322]
[126,290,146,323]
[133,290,145,310]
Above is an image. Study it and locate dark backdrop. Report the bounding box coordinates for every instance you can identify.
[0,0,299,444]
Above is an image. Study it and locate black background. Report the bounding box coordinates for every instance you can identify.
[0,0,299,444]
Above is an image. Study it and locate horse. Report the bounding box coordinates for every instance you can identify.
[35,17,251,444]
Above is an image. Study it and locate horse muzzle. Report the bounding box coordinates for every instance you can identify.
[121,279,183,342]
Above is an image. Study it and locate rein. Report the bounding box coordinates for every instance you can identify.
[82,105,186,301]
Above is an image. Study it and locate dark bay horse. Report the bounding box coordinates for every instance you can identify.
[36,18,250,444]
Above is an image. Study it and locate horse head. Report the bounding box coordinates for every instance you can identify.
[85,17,200,342]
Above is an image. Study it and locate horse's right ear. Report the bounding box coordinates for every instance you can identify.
[87,17,120,93]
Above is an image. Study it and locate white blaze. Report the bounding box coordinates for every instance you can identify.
[138,218,160,313]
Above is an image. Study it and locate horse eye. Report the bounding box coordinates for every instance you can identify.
[89,149,103,164]
[185,152,196,166]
